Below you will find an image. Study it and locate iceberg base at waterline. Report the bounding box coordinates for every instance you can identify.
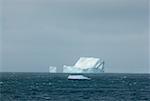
[67,75,91,80]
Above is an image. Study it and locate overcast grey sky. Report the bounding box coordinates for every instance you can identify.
[1,0,149,73]
[0,0,2,72]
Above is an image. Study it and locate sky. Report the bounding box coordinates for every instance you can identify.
[1,0,149,73]
[0,0,2,71]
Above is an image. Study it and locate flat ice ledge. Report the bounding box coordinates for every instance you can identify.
[68,75,91,80]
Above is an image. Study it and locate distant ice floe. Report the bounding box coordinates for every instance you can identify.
[49,66,56,73]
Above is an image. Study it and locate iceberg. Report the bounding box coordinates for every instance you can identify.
[63,57,104,73]
[49,66,56,73]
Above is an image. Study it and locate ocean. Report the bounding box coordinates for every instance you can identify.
[0,73,150,101]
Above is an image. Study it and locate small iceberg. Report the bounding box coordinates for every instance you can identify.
[67,75,91,80]
[49,66,56,73]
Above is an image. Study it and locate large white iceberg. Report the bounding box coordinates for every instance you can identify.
[63,57,104,73]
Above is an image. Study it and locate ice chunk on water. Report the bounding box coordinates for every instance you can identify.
[68,75,91,80]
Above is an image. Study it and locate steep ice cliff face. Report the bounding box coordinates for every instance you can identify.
[63,57,104,73]
[74,57,100,69]
[63,65,83,73]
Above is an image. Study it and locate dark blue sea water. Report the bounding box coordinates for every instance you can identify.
[0,73,150,101]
